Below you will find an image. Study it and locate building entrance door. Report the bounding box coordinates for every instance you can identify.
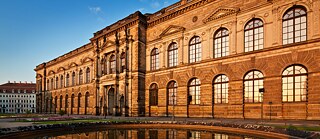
[108,88,115,115]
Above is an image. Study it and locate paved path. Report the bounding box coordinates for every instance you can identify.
[0,114,319,129]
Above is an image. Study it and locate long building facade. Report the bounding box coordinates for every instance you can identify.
[0,81,36,114]
[35,0,320,120]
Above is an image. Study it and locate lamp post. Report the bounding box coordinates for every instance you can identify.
[259,88,265,120]
[172,93,175,121]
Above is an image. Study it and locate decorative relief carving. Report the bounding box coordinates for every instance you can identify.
[192,16,198,22]
[203,7,240,23]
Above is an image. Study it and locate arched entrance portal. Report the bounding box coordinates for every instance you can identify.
[108,88,115,115]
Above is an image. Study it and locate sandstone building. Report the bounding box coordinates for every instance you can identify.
[35,0,320,120]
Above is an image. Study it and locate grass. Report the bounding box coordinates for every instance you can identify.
[270,125,320,132]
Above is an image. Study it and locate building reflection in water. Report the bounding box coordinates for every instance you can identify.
[44,129,257,139]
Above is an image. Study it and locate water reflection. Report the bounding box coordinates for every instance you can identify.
[41,129,258,139]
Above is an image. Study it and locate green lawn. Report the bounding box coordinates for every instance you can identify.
[270,125,320,132]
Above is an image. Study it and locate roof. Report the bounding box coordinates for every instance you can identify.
[0,82,36,94]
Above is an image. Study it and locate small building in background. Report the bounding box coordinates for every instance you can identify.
[0,81,36,114]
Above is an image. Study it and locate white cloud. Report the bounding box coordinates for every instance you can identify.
[89,7,102,14]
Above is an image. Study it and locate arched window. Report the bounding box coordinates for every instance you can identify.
[65,94,68,110]
[244,19,264,52]
[72,72,75,86]
[78,93,81,107]
[109,55,116,74]
[149,83,158,106]
[188,78,201,105]
[214,28,229,58]
[59,95,63,111]
[151,48,159,70]
[47,79,50,90]
[60,75,64,88]
[55,77,58,89]
[167,81,177,105]
[66,74,70,87]
[50,78,54,90]
[168,43,178,67]
[86,68,90,83]
[283,6,307,45]
[244,70,264,103]
[79,70,83,85]
[282,65,307,102]
[213,75,229,104]
[120,52,126,73]
[189,36,201,63]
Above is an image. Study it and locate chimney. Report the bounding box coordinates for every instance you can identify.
[8,81,10,83]
[14,81,16,83]
[20,81,21,83]
[25,81,27,84]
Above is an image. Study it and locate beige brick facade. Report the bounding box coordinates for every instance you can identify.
[35,0,320,119]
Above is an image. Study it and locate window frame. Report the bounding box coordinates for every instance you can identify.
[244,18,264,52]
[109,55,116,74]
[282,6,307,45]
[282,65,308,102]
[168,42,178,67]
[214,28,229,58]
[213,74,229,104]
[149,83,158,106]
[86,68,90,83]
[150,48,160,71]
[167,81,177,105]
[188,78,201,105]
[189,36,202,63]
[243,70,264,103]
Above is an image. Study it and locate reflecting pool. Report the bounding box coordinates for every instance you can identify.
[34,129,262,139]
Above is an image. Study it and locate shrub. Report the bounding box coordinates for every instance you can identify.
[59,110,66,116]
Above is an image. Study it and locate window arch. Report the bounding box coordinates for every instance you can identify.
[168,43,178,67]
[244,70,264,103]
[109,55,116,74]
[120,52,126,73]
[86,68,90,83]
[282,65,307,102]
[214,28,229,58]
[149,83,158,106]
[151,48,159,70]
[244,19,264,52]
[282,6,307,45]
[66,74,70,87]
[167,81,177,105]
[79,70,83,85]
[188,78,201,105]
[72,72,75,86]
[213,74,229,104]
[189,36,201,63]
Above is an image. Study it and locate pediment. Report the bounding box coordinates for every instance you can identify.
[57,67,65,72]
[159,25,185,38]
[48,70,55,75]
[82,57,93,64]
[68,62,78,68]
[203,7,240,23]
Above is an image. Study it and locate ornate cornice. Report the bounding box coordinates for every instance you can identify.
[147,0,215,27]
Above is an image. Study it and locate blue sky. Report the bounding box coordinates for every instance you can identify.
[0,0,179,84]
